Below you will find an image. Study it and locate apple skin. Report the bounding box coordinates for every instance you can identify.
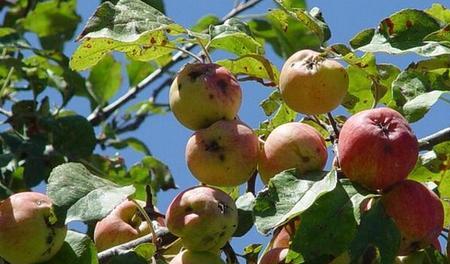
[94,200,152,252]
[279,49,348,115]
[258,122,327,184]
[169,250,225,264]
[0,192,67,264]
[186,119,259,186]
[260,247,289,264]
[381,180,444,255]
[169,63,242,130]
[271,217,301,249]
[165,186,238,253]
[338,107,418,190]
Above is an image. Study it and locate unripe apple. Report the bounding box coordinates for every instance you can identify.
[260,247,289,264]
[166,186,238,252]
[169,63,242,130]
[271,217,301,249]
[258,122,327,184]
[0,192,67,264]
[338,107,418,190]
[279,49,348,115]
[186,119,259,186]
[169,250,225,264]
[94,200,153,252]
[381,180,444,255]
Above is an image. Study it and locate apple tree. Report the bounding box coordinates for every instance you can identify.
[0,0,449,263]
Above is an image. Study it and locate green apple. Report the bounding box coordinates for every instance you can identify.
[279,49,348,115]
[169,250,225,264]
[169,63,242,130]
[165,186,238,252]
[186,119,259,186]
[0,192,67,264]
[258,122,327,184]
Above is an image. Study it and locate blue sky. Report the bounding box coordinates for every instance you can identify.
[28,0,450,257]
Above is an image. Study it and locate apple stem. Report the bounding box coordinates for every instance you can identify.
[327,112,340,140]
[223,242,239,264]
[132,199,159,247]
[196,37,213,64]
[171,46,203,63]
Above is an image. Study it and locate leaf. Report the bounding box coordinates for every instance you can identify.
[403,90,447,122]
[70,0,185,71]
[216,54,279,84]
[349,201,401,264]
[109,137,152,156]
[126,60,156,87]
[191,15,220,32]
[253,169,337,234]
[52,115,96,159]
[425,3,450,24]
[234,192,256,237]
[46,231,98,264]
[88,55,122,105]
[409,151,444,182]
[289,183,357,261]
[47,163,136,223]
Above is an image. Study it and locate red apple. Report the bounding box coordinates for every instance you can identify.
[169,250,225,264]
[338,107,418,190]
[94,200,152,251]
[271,217,301,249]
[258,122,327,184]
[381,180,444,255]
[165,186,238,253]
[260,247,289,264]
[279,49,348,115]
[169,63,242,130]
[0,192,67,264]
[186,119,259,186]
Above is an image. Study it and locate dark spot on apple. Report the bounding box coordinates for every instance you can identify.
[209,94,214,99]
[185,206,193,213]
[205,140,221,152]
[301,156,310,163]
[216,79,228,93]
[290,63,295,67]
[188,71,203,80]
[219,154,225,161]
[219,231,225,237]
[383,144,392,154]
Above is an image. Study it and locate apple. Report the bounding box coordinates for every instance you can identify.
[0,192,67,264]
[94,200,153,251]
[381,180,444,255]
[271,217,301,249]
[338,107,419,190]
[169,63,242,130]
[186,119,259,186]
[169,250,225,264]
[279,49,348,115]
[165,186,238,252]
[260,247,289,264]
[258,122,327,184]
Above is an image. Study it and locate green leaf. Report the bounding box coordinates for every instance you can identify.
[403,90,447,122]
[70,0,185,71]
[126,60,156,87]
[290,182,357,261]
[109,137,151,156]
[46,231,98,264]
[216,54,279,84]
[47,163,136,223]
[88,55,122,105]
[209,18,263,56]
[191,15,220,32]
[349,201,401,264]
[425,3,450,24]
[409,151,443,182]
[424,25,450,44]
[277,0,306,9]
[52,115,96,159]
[342,65,374,113]
[253,169,337,234]
[234,192,256,237]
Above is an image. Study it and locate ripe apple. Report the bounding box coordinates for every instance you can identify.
[94,200,152,251]
[165,186,238,252]
[169,63,242,130]
[260,247,289,264]
[258,122,327,184]
[271,217,301,249]
[279,49,348,115]
[338,107,418,190]
[186,119,259,186]
[0,192,67,264]
[169,250,225,264]
[381,180,444,255]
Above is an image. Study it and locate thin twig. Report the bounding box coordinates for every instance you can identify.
[223,242,239,264]
[132,199,158,246]
[418,127,450,151]
[0,108,12,118]
[327,112,340,139]
[246,169,257,195]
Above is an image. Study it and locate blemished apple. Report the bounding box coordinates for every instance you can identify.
[169,250,225,264]
[338,107,419,190]
[0,192,67,264]
[94,200,153,251]
[260,247,289,264]
[169,63,242,130]
[186,119,259,186]
[381,180,444,255]
[258,122,327,184]
[279,49,348,115]
[271,217,301,249]
[165,186,238,252]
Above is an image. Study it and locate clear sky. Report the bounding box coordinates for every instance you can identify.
[30,0,450,257]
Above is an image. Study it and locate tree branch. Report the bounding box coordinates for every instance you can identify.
[418,127,450,151]
[87,0,263,126]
